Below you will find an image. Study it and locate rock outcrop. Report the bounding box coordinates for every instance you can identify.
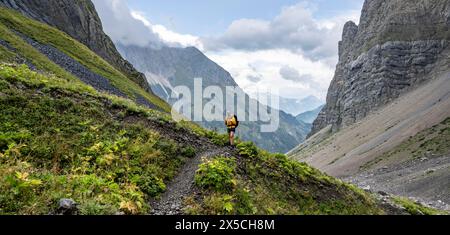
[310,0,450,136]
[0,0,152,92]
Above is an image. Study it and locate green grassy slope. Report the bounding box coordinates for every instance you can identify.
[0,7,170,113]
[0,64,189,214]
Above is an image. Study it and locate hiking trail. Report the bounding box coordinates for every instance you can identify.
[150,146,236,215]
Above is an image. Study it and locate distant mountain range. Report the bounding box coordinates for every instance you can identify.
[257,94,324,117]
[281,96,324,116]
[296,105,324,124]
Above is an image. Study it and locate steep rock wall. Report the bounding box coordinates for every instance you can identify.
[310,0,450,136]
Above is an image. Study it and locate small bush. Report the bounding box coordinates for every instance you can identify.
[195,157,237,192]
[0,131,31,151]
[237,142,258,158]
[204,131,230,146]
[234,188,257,214]
[78,200,117,215]
[0,167,42,213]
[203,193,235,215]
[136,175,166,197]
[180,146,196,158]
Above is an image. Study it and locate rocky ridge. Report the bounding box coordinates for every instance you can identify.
[20,34,127,98]
[0,0,152,92]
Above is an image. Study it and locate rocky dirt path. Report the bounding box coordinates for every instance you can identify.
[150,146,235,215]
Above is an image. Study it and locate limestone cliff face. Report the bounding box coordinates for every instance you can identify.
[310,0,450,136]
[0,0,151,92]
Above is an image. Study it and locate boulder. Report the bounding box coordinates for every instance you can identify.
[56,198,78,215]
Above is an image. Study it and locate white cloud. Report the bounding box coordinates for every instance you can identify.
[92,0,163,47]
[247,75,262,83]
[201,2,360,100]
[280,65,305,82]
[93,0,201,48]
[130,11,203,49]
[205,49,333,101]
[201,2,360,62]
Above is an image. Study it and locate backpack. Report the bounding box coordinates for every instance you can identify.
[226,115,239,128]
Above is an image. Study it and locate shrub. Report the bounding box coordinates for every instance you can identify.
[0,131,31,151]
[203,193,235,215]
[237,142,258,158]
[195,157,237,192]
[79,200,116,215]
[180,146,196,158]
[136,175,166,197]
[0,168,42,213]
[204,131,230,146]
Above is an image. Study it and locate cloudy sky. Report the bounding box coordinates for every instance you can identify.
[92,0,364,101]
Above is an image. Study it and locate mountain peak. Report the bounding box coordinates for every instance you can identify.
[342,21,358,38]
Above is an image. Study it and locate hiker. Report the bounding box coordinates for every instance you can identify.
[225,112,239,146]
